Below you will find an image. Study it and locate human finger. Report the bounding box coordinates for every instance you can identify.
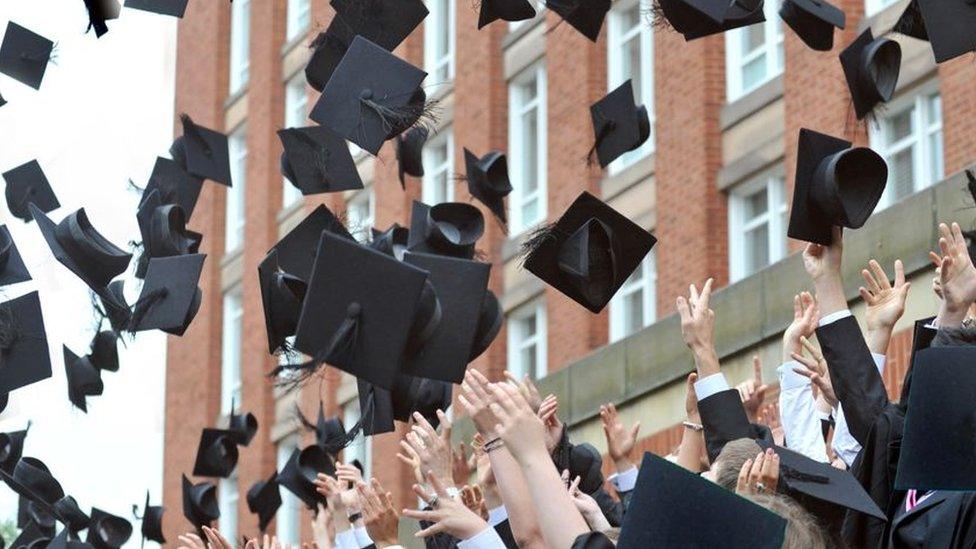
[736,459,752,493]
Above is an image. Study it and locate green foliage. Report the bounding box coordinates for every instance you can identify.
[0,519,18,546]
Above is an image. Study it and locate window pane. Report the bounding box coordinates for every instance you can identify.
[889,148,915,200]
[520,78,537,103]
[623,289,644,337]
[887,108,914,142]
[520,344,537,379]
[221,292,242,413]
[743,187,768,221]
[741,54,767,91]
[745,224,769,275]
[218,477,238,543]
[742,24,765,55]
[522,108,538,194]
[624,36,642,98]
[276,440,301,544]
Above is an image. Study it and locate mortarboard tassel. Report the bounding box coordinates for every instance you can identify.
[516,221,560,267]
[359,89,440,142]
[179,114,213,158]
[586,115,616,167]
[781,465,830,485]
[269,303,362,391]
[125,288,169,334]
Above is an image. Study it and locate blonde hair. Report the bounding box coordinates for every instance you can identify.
[746,493,830,549]
[714,438,762,490]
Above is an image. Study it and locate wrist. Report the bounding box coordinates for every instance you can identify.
[814,277,847,316]
[693,347,720,377]
[612,457,633,473]
[938,301,968,328]
[865,325,892,354]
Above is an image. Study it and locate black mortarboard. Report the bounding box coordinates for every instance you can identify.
[278,126,363,196]
[786,128,887,245]
[123,0,189,17]
[616,453,785,548]
[658,0,765,41]
[181,475,219,529]
[83,0,122,38]
[521,192,656,313]
[479,0,537,28]
[840,29,901,120]
[545,0,611,42]
[228,403,258,447]
[305,18,356,93]
[88,331,119,373]
[397,127,428,189]
[48,528,93,549]
[779,0,845,52]
[407,201,486,260]
[469,290,502,361]
[134,491,165,545]
[1,427,29,475]
[369,224,409,261]
[268,205,354,284]
[329,0,428,52]
[246,472,282,532]
[402,252,490,383]
[3,160,60,223]
[358,374,452,436]
[896,346,976,490]
[31,205,132,292]
[463,149,512,225]
[277,446,333,509]
[10,520,48,549]
[128,254,206,334]
[0,22,53,90]
[293,231,428,390]
[0,458,63,512]
[99,280,131,333]
[258,250,307,355]
[589,80,650,168]
[309,36,428,155]
[170,114,232,187]
[142,156,203,220]
[192,428,239,478]
[0,225,32,287]
[63,346,103,413]
[892,0,927,42]
[912,0,976,63]
[136,190,197,278]
[0,292,52,397]
[85,508,132,549]
[0,91,6,108]
[19,496,55,535]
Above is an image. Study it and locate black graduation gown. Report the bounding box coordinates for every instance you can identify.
[698,387,774,463]
[889,491,976,548]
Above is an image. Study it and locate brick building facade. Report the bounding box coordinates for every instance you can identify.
[163,0,976,544]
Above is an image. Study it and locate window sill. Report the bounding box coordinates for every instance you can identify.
[224,85,248,111]
[221,245,244,268]
[721,75,783,131]
[717,137,783,190]
[502,12,547,50]
[276,197,305,224]
[281,28,310,56]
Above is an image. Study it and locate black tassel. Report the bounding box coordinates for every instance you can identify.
[359,94,440,140]
[780,465,829,484]
[966,169,976,206]
[125,288,168,333]
[586,117,616,167]
[180,114,212,157]
[516,222,559,267]
[269,305,362,392]
[127,179,146,195]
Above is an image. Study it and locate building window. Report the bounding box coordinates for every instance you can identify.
[509,0,543,31]
[342,399,372,480]
[424,0,455,83]
[346,188,375,243]
[609,250,656,342]
[276,437,301,544]
[506,300,546,380]
[422,130,454,204]
[508,63,547,234]
[607,0,654,173]
[226,127,247,253]
[725,0,782,101]
[871,90,943,209]
[218,474,238,543]
[282,76,307,208]
[865,0,899,16]
[729,174,787,281]
[229,0,250,94]
[286,0,311,42]
[221,289,243,414]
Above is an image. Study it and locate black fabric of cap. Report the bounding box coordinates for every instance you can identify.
[0,225,32,287]
[124,0,189,17]
[0,22,54,90]
[3,160,60,223]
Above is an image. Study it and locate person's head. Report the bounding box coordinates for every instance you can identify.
[702,438,761,489]
[746,493,830,549]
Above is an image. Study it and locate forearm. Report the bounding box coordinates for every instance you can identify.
[488,447,544,548]
[777,364,829,462]
[517,452,590,548]
[814,274,847,318]
[692,345,720,378]
[675,424,705,473]
[865,325,892,355]
[937,300,969,328]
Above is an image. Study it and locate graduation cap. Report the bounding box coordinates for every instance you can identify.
[277,446,333,509]
[296,401,349,452]
[840,29,901,120]
[657,0,766,41]
[469,290,502,361]
[48,528,93,549]
[142,156,203,221]
[779,0,845,52]
[0,90,6,108]
[305,18,356,93]
[246,472,282,532]
[358,374,452,436]
[0,425,30,473]
[83,0,122,38]
[309,36,429,155]
[895,346,976,490]
[181,475,219,530]
[228,402,258,447]
[479,0,537,28]
[329,0,429,52]
[85,508,132,549]
[589,80,650,168]
[192,428,239,478]
[99,280,131,333]
[463,149,512,225]
[912,0,976,63]
[258,250,307,355]
[88,331,119,373]
[892,0,927,42]
[407,201,486,260]
[128,254,206,334]
[10,520,49,549]
[786,128,887,245]
[0,22,54,90]
[32,205,132,293]
[0,225,32,287]
[521,191,656,313]
[123,0,189,17]
[291,231,429,390]
[136,190,197,278]
[616,453,786,548]
[3,160,60,223]
[369,224,409,261]
[63,346,104,413]
[545,0,611,42]
[402,252,490,383]
[278,126,363,196]
[132,491,165,546]
[0,457,83,527]
[19,496,56,537]
[170,114,232,187]
[397,127,428,188]
[0,292,53,398]
[268,205,354,285]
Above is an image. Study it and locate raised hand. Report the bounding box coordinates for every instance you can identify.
[803,227,846,316]
[860,259,910,354]
[684,372,700,423]
[735,449,780,496]
[736,356,768,423]
[405,410,454,488]
[452,442,476,487]
[930,252,945,300]
[359,478,399,548]
[459,370,500,436]
[311,504,335,549]
[201,527,235,549]
[243,533,282,549]
[677,278,720,377]
[566,474,610,532]
[791,336,837,409]
[505,371,544,412]
[600,403,640,472]
[537,394,563,453]
[760,404,784,447]
[460,484,489,521]
[783,292,819,359]
[396,437,425,485]
[335,462,364,511]
[488,382,548,464]
[177,533,208,549]
[403,471,489,542]
[935,222,976,327]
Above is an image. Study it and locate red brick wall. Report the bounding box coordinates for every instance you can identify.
[938,57,976,175]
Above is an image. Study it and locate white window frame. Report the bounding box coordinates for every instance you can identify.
[276,437,301,545]
[869,87,943,210]
[342,399,372,480]
[424,0,456,82]
[422,129,455,204]
[218,473,238,543]
[509,1,544,32]
[865,0,899,16]
[226,127,247,253]
[725,0,783,101]
[229,0,250,94]
[282,75,307,208]
[728,174,788,282]
[508,63,547,234]
[286,0,311,42]
[609,249,656,342]
[346,187,375,243]
[221,289,243,414]
[606,0,654,174]
[506,300,547,380]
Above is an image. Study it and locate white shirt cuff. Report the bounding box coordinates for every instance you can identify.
[871,353,886,373]
[608,466,639,492]
[353,527,373,548]
[487,505,508,527]
[819,310,852,327]
[457,526,506,549]
[777,361,812,391]
[336,529,358,549]
[694,373,730,401]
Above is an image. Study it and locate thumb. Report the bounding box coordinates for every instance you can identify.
[630,422,641,440]
[753,355,763,384]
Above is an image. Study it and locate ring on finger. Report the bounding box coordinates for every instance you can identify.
[428,495,439,508]
[755,482,766,493]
